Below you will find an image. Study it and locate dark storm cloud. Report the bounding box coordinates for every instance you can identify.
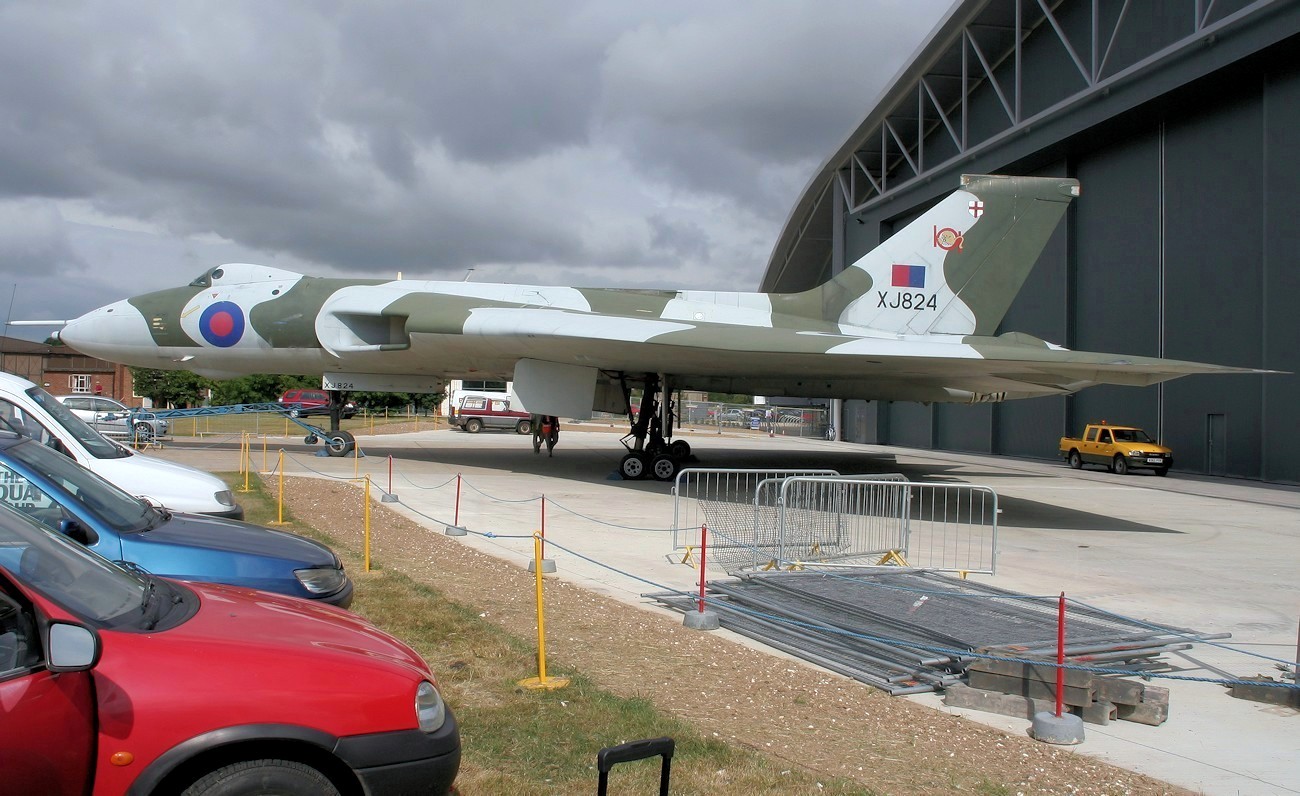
[0,0,953,329]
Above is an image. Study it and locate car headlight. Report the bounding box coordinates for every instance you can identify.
[214,490,236,507]
[294,566,347,595]
[1128,450,1145,457]
[416,681,446,732]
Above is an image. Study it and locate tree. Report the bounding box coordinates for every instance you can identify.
[130,368,214,408]
[209,374,316,405]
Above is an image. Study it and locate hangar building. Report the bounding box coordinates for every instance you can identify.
[762,0,1300,484]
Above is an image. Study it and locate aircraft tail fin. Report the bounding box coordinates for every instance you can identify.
[780,175,1078,336]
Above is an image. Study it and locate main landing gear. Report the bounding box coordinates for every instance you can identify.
[617,373,693,481]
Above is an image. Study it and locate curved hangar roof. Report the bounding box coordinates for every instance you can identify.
[761,0,1299,292]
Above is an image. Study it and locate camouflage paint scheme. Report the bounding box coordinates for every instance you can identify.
[61,175,1263,416]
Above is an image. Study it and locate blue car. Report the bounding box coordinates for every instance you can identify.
[0,432,352,607]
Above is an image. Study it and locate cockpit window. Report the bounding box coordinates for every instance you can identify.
[187,270,212,288]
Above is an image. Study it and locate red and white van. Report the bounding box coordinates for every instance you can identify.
[449,392,531,434]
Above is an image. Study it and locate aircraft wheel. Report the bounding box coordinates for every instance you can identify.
[464,418,483,434]
[619,452,647,480]
[304,434,318,445]
[326,431,355,457]
[1067,450,1082,470]
[669,439,691,459]
[1112,455,1129,476]
[651,454,678,482]
[516,419,531,435]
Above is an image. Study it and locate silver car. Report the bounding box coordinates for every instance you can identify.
[54,395,169,442]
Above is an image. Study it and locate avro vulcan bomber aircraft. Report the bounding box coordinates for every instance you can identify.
[61,175,1262,480]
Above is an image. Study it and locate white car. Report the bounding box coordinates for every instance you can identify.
[0,372,240,518]
[55,395,169,442]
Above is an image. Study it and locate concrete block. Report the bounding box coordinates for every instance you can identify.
[969,657,1094,688]
[1031,711,1085,745]
[943,684,1053,720]
[1115,699,1170,726]
[1080,700,1117,726]
[967,670,1094,706]
[1094,677,1145,706]
[1229,678,1300,708]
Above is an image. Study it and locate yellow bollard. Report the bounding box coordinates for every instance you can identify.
[354,442,361,480]
[192,417,197,437]
[284,417,289,437]
[241,434,251,493]
[517,534,570,691]
[272,450,287,525]
[363,475,372,572]
[370,412,374,435]
[262,436,267,474]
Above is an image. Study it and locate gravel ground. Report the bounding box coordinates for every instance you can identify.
[280,474,1191,796]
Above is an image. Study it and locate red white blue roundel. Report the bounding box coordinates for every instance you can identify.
[199,301,245,347]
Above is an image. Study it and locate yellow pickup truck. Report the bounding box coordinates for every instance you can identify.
[1059,423,1172,476]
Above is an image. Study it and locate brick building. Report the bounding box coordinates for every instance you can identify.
[0,335,139,404]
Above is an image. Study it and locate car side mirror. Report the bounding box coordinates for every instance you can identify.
[48,622,100,672]
[58,519,98,546]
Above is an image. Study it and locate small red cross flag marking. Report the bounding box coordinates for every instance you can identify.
[968,200,984,218]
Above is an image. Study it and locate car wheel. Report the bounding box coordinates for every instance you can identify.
[289,408,303,419]
[651,454,678,481]
[133,422,155,443]
[669,439,691,459]
[1155,467,1170,477]
[326,430,355,457]
[516,419,531,435]
[182,759,340,796]
[465,418,483,434]
[619,452,647,480]
[1113,455,1129,476]
[1067,450,1082,470]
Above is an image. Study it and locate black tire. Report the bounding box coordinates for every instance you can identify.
[326,430,355,457]
[1155,466,1170,477]
[1113,455,1129,476]
[182,759,340,796]
[464,418,483,434]
[619,452,647,480]
[1067,450,1082,470]
[516,419,531,435]
[133,422,155,443]
[669,439,691,459]
[651,454,678,481]
[304,434,318,446]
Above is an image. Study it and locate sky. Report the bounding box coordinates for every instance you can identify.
[0,0,953,340]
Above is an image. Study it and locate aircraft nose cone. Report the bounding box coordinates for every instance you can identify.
[61,300,154,363]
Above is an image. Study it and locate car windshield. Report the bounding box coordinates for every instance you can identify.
[1112,429,1154,443]
[0,504,147,625]
[6,438,154,531]
[24,387,130,460]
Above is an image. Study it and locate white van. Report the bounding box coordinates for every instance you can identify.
[0,372,241,518]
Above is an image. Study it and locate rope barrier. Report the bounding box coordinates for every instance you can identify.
[259,452,1296,684]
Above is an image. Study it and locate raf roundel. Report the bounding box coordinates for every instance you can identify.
[198,301,246,347]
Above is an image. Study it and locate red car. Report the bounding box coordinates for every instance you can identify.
[278,388,358,419]
[0,507,459,795]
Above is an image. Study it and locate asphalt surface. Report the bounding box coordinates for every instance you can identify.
[157,424,1300,796]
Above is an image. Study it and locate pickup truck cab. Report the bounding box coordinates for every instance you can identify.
[450,392,531,434]
[1060,423,1172,476]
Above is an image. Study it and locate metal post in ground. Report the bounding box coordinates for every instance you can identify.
[1031,592,1084,744]
[528,495,556,573]
[683,524,719,630]
[381,454,399,502]
[445,472,467,535]
[518,534,570,691]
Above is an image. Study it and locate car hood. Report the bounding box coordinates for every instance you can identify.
[177,580,429,676]
[123,512,338,568]
[90,451,231,513]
